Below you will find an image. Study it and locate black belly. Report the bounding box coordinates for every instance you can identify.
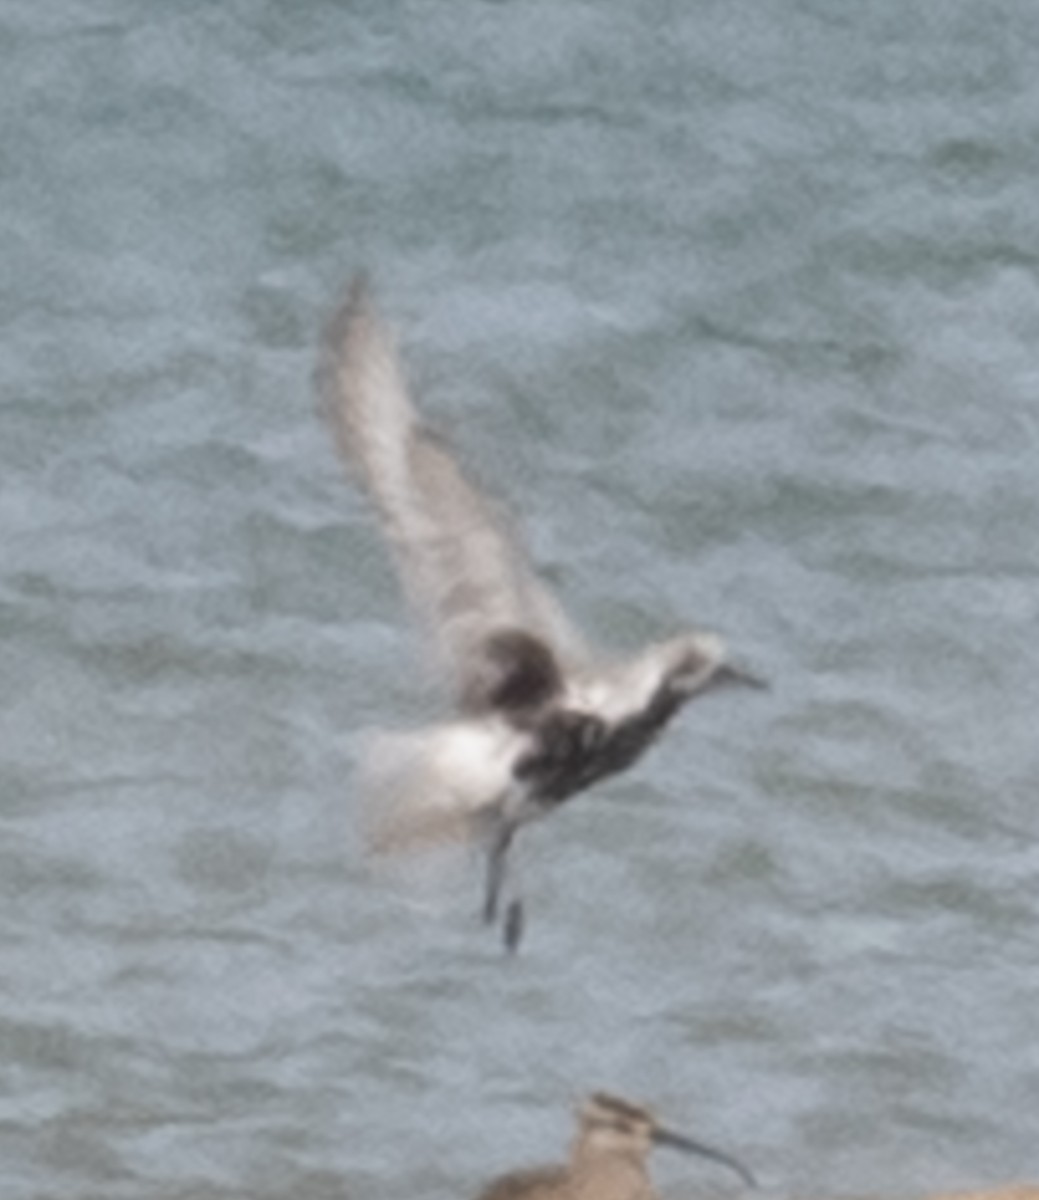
[513,690,685,805]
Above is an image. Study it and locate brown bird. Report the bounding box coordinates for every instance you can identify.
[317,277,764,950]
[476,1092,755,1200]
[920,1191,1039,1200]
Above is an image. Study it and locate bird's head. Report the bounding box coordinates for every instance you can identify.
[576,1092,656,1161]
[663,632,767,701]
[576,1092,756,1187]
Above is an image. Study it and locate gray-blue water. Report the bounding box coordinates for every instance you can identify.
[4,2,1039,1197]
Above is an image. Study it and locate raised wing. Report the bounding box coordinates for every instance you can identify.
[317,277,585,707]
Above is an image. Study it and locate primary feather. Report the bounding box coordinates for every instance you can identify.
[317,279,585,713]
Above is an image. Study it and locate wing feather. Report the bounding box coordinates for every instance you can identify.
[317,277,585,703]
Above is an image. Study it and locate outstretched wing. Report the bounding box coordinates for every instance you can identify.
[316,277,585,705]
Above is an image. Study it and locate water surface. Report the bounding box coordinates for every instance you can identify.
[3,2,1039,1197]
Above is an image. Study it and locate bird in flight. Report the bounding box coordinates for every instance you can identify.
[317,277,764,951]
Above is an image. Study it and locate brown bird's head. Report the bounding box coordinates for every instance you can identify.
[577,1093,756,1188]
[577,1093,656,1161]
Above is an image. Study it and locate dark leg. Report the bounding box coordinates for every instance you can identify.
[483,822,515,925]
[503,898,524,954]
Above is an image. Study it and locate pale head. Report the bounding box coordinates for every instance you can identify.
[663,632,767,700]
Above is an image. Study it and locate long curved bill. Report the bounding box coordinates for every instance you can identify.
[652,1125,757,1189]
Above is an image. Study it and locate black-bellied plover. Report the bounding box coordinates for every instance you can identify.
[317,277,764,950]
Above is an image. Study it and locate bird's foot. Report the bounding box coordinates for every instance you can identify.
[503,899,524,954]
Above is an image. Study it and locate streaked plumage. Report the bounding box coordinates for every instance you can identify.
[476,1092,755,1200]
[921,1190,1039,1200]
[317,277,764,949]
